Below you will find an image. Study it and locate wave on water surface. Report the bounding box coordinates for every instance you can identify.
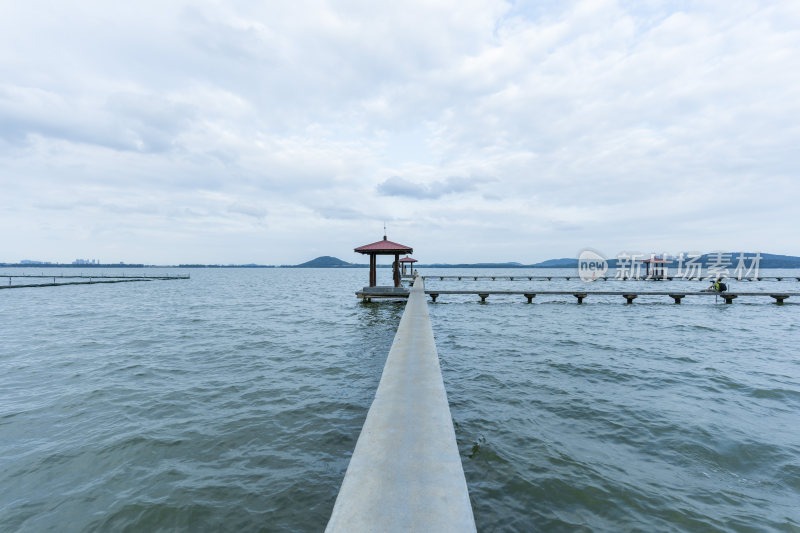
[1,268,799,531]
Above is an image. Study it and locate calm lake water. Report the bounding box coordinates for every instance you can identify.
[1,268,799,532]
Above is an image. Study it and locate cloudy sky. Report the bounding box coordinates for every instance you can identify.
[1,0,798,264]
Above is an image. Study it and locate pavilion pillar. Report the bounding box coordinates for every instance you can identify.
[369,254,377,287]
[394,253,400,287]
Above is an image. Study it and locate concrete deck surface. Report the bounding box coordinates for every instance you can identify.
[326,277,475,532]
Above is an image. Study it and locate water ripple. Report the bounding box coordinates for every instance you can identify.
[2,268,799,531]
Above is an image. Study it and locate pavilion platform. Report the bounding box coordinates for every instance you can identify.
[356,286,410,301]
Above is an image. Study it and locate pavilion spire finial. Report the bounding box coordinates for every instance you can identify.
[383,221,387,240]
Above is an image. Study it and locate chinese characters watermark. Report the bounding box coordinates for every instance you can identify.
[577,250,761,282]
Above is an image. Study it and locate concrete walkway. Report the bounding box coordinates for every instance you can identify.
[326,277,475,533]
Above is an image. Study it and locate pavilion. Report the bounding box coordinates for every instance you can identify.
[354,235,413,288]
[643,257,669,280]
[399,256,417,277]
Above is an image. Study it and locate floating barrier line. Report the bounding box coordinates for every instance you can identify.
[1,278,188,290]
[328,276,475,532]
[0,274,189,279]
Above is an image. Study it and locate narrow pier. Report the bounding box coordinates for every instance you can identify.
[424,290,800,304]
[327,277,475,532]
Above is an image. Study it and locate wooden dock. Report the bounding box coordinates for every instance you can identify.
[424,290,800,304]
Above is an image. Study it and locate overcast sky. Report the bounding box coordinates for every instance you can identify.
[1,0,798,264]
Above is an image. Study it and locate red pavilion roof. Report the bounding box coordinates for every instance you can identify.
[354,237,413,254]
[399,256,417,263]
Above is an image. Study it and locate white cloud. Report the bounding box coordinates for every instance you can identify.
[0,0,798,263]
[377,175,489,199]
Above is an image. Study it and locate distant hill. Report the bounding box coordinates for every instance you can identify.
[293,256,359,268]
[267,252,800,269]
[419,262,526,268]
[413,253,800,269]
[604,253,800,269]
[756,253,800,268]
[532,258,578,268]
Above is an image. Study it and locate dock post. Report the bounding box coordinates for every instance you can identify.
[326,276,476,533]
[573,293,587,304]
[429,293,439,302]
[669,294,685,304]
[623,294,637,304]
[478,293,489,303]
[524,294,535,304]
[722,294,737,304]
[771,294,788,305]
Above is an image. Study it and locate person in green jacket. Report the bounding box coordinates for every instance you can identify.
[707,278,728,292]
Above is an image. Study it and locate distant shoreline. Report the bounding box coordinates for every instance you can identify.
[2,264,800,270]
[4,253,800,270]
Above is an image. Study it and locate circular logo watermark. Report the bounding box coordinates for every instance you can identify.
[578,248,608,282]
